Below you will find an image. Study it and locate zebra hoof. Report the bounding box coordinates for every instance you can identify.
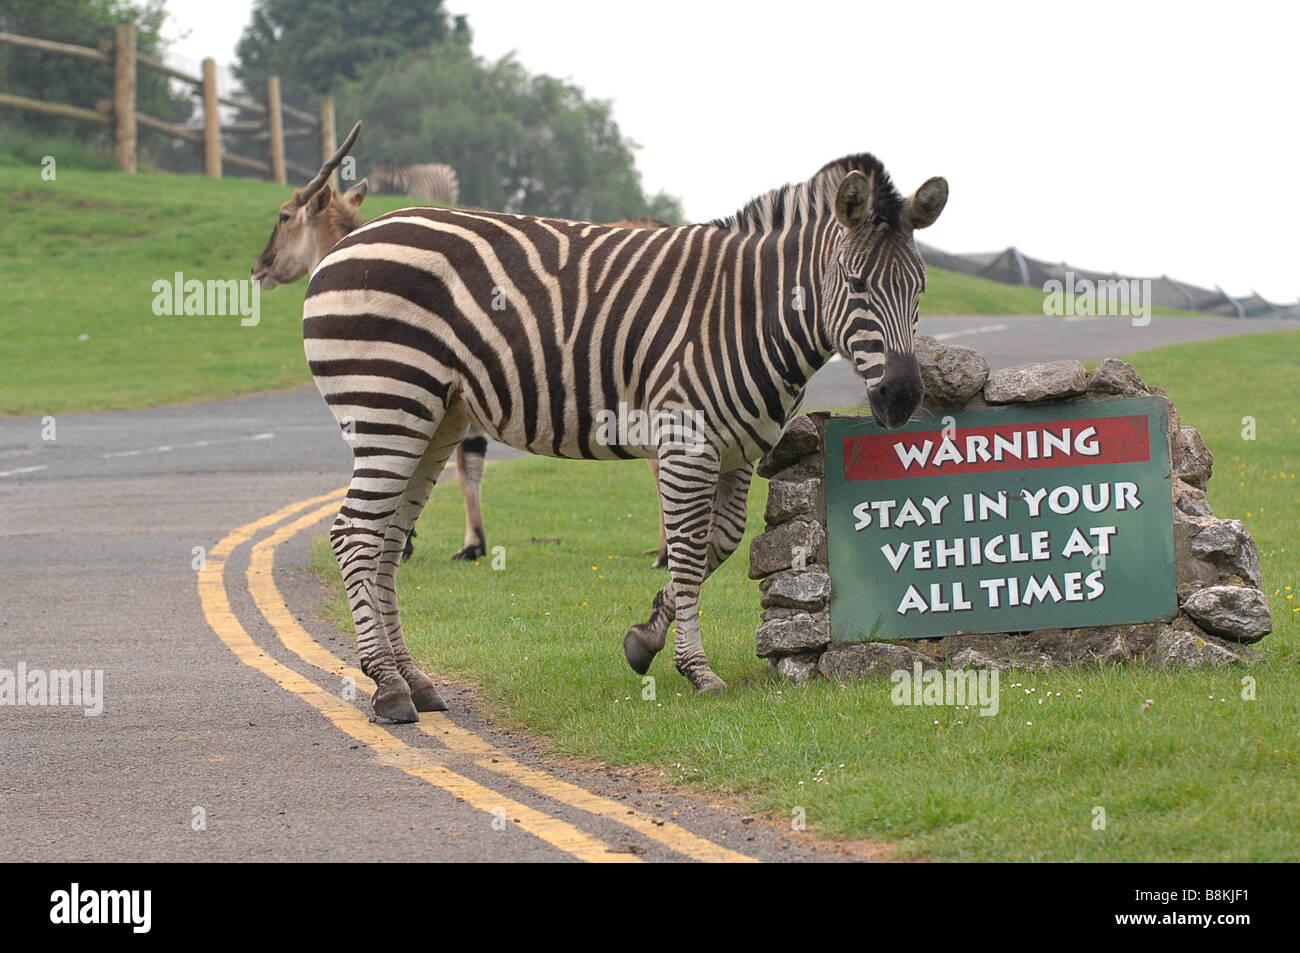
[410,683,449,712]
[371,682,419,723]
[403,668,449,711]
[450,543,486,561]
[623,629,657,675]
[689,671,728,695]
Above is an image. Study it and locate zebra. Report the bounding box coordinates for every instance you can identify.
[251,125,671,566]
[369,162,460,206]
[304,151,947,721]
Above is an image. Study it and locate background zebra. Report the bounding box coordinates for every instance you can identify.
[369,162,461,207]
[305,151,946,721]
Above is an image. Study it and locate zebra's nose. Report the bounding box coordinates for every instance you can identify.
[868,353,923,430]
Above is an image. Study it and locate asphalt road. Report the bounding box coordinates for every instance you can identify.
[0,311,1291,862]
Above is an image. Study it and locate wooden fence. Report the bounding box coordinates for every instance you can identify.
[0,24,339,186]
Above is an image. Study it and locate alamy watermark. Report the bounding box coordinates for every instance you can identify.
[890,661,1000,716]
[152,272,260,326]
[0,663,103,716]
[1043,271,1151,326]
[50,884,150,933]
[594,401,707,455]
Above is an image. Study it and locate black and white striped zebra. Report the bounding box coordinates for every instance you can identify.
[304,154,947,721]
[369,162,460,206]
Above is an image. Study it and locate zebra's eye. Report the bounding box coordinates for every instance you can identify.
[847,276,867,294]
[279,212,290,223]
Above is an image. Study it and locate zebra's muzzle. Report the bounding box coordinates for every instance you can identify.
[867,353,924,430]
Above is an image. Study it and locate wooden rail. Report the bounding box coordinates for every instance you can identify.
[0,25,339,182]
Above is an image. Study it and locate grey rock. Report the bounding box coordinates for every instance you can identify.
[1172,426,1213,490]
[1148,618,1249,669]
[929,624,1167,671]
[761,570,831,611]
[756,415,821,478]
[748,519,826,579]
[1173,514,1223,597]
[1188,517,1263,588]
[948,647,1005,671]
[1181,586,1272,643]
[915,335,990,408]
[1172,478,1212,518]
[764,477,820,524]
[755,614,830,657]
[817,642,937,680]
[1087,358,1147,396]
[984,360,1088,403]
[773,652,820,685]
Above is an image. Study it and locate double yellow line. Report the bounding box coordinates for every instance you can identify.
[199,489,757,863]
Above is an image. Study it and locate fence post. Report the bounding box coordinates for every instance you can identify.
[266,75,286,185]
[112,23,136,173]
[319,95,338,191]
[201,58,221,177]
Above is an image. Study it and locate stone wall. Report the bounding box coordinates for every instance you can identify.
[750,341,1272,684]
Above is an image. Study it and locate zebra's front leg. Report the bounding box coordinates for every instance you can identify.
[637,448,729,693]
[624,460,753,691]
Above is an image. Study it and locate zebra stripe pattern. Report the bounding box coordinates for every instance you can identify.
[369,162,461,207]
[304,154,947,720]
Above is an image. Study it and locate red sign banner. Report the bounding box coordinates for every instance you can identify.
[842,414,1151,482]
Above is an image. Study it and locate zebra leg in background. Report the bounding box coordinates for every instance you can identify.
[451,427,488,560]
[623,461,754,685]
[641,457,670,568]
[330,408,446,724]
[374,404,470,713]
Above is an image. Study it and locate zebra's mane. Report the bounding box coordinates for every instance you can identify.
[708,153,904,233]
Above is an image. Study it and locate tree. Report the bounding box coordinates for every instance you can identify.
[233,0,468,97]
[0,0,188,161]
[333,45,683,223]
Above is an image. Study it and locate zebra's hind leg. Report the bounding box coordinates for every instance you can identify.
[451,427,488,560]
[330,398,455,724]
[375,403,471,712]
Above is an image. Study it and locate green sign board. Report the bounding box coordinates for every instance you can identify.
[825,397,1176,641]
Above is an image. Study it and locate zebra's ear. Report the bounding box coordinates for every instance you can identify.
[902,177,948,230]
[343,178,369,209]
[834,170,872,230]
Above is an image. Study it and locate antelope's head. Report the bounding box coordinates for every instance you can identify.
[251,121,367,290]
[824,165,948,429]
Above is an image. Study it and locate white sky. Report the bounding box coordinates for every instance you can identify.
[162,0,1298,301]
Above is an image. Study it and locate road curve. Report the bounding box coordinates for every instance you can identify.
[1,312,1289,861]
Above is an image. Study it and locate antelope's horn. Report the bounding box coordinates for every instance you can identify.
[295,120,362,206]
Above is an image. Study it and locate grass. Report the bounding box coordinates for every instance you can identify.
[1,157,1195,417]
[311,329,1299,861]
[0,159,415,416]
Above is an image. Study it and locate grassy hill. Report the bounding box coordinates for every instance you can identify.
[0,159,1193,416]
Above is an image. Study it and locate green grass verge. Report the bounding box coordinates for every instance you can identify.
[2,158,1196,417]
[0,159,416,416]
[311,329,1299,860]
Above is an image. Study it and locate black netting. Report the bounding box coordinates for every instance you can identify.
[916,243,1297,320]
